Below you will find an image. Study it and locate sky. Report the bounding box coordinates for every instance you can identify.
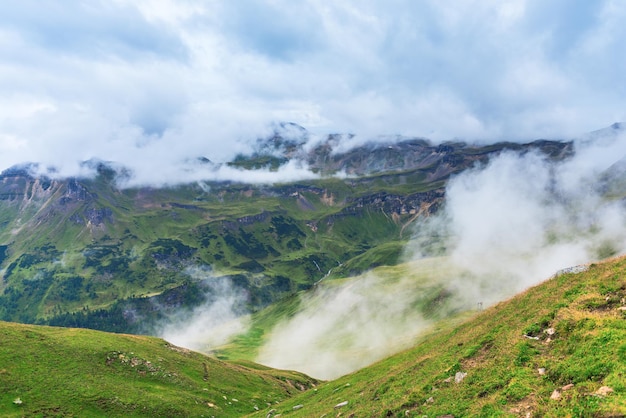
[1,0,626,184]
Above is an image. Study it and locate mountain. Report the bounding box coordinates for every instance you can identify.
[0,135,573,333]
[1,124,625,416]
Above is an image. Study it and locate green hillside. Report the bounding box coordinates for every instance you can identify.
[261,255,626,417]
[0,321,316,417]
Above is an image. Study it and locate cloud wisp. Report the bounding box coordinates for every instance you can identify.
[157,266,250,352]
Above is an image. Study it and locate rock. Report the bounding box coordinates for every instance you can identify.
[293,404,304,410]
[537,368,546,375]
[454,372,467,383]
[545,328,555,336]
[443,376,453,383]
[335,401,349,408]
[550,390,562,400]
[617,306,626,311]
[595,386,614,396]
[561,384,574,391]
[425,397,434,404]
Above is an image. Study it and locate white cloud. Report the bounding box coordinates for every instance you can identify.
[0,1,625,183]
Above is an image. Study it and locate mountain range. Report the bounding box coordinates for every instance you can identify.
[1,124,626,416]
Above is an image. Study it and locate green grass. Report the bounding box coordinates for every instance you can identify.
[257,256,626,417]
[0,321,316,417]
[1,171,430,329]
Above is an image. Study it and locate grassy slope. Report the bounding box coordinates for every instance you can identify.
[0,174,420,328]
[0,321,316,417]
[260,256,626,417]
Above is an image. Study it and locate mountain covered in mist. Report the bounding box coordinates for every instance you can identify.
[1,123,626,416]
[0,129,573,333]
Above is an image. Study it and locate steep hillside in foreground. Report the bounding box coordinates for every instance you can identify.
[261,256,626,417]
[0,321,316,417]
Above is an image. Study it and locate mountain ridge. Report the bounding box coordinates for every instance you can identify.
[0,135,573,333]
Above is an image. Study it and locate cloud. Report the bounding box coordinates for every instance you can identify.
[256,271,433,380]
[407,125,626,309]
[157,266,250,351]
[1,1,626,184]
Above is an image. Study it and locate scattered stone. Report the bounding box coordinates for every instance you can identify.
[13,397,22,405]
[617,306,626,311]
[554,265,588,276]
[293,404,303,410]
[425,397,434,404]
[443,376,453,383]
[207,403,215,408]
[231,398,238,402]
[537,368,546,375]
[550,390,561,400]
[454,372,467,383]
[254,405,259,411]
[266,408,276,418]
[561,384,574,391]
[545,328,555,336]
[595,386,614,397]
[524,335,539,340]
[335,401,349,408]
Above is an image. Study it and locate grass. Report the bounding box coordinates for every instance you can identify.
[1,169,432,329]
[255,255,626,417]
[0,321,316,417]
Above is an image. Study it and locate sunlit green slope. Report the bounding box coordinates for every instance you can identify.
[0,321,315,417]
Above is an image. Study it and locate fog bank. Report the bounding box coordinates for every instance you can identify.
[255,127,626,379]
[158,266,249,351]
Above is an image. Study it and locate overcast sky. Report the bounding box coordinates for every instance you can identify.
[1,0,625,182]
